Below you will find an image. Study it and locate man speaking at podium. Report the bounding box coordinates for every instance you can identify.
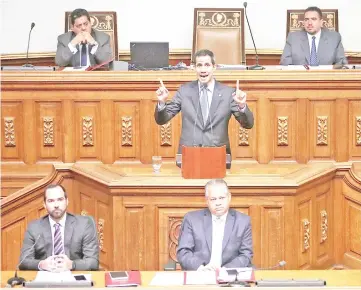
[55,8,112,67]
[154,49,254,156]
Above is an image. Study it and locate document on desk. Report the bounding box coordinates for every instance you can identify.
[218,267,254,282]
[149,271,184,286]
[185,271,217,285]
[34,270,75,282]
[62,66,88,71]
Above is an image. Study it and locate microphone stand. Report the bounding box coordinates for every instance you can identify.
[243,2,264,70]
[22,23,35,68]
[7,270,26,287]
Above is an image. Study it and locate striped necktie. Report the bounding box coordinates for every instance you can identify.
[53,223,64,255]
[310,36,318,66]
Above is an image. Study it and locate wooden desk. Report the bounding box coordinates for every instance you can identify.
[1,270,361,288]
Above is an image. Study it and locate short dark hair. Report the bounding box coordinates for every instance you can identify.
[70,8,91,25]
[193,49,216,65]
[44,184,67,202]
[305,6,323,19]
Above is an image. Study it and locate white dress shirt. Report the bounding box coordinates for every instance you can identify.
[307,29,321,54]
[209,212,228,267]
[49,213,67,255]
[67,43,99,67]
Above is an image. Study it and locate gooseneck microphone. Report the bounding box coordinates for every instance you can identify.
[243,2,264,70]
[7,235,41,287]
[22,22,35,68]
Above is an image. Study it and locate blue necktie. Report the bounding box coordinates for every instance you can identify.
[80,44,87,67]
[310,36,318,66]
[53,223,64,255]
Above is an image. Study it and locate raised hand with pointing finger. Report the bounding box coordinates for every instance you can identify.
[156,79,169,103]
[232,80,247,109]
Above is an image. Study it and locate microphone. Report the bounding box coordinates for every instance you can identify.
[22,22,35,68]
[7,234,41,287]
[243,2,264,70]
[253,260,286,270]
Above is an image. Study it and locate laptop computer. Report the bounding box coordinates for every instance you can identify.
[130,42,169,69]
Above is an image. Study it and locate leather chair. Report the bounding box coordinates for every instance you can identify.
[65,11,118,60]
[286,9,338,36]
[192,8,245,65]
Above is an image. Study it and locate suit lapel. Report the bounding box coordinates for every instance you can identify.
[64,214,75,257]
[300,31,311,65]
[222,211,235,252]
[205,81,222,127]
[41,216,53,257]
[317,30,328,65]
[203,210,212,251]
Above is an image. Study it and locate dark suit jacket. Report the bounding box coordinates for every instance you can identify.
[177,208,253,270]
[55,29,112,67]
[18,213,99,270]
[154,80,254,154]
[280,29,347,65]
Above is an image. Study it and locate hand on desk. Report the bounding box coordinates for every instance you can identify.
[39,254,73,272]
[197,263,219,271]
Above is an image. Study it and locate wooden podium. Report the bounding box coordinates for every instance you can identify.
[181,145,227,179]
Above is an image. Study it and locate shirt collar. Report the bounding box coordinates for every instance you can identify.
[198,78,215,94]
[212,211,228,223]
[307,29,321,41]
[49,212,67,228]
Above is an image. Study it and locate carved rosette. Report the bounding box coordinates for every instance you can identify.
[356,117,361,146]
[80,210,88,216]
[317,116,328,145]
[277,117,288,146]
[161,122,172,146]
[320,210,328,243]
[168,218,183,262]
[82,116,94,146]
[239,127,249,146]
[121,116,132,146]
[4,117,16,147]
[198,11,240,27]
[98,218,105,251]
[302,219,310,252]
[43,117,54,146]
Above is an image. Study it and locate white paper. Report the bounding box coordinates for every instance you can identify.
[62,66,88,71]
[281,65,307,70]
[185,271,217,285]
[34,270,75,282]
[149,271,184,286]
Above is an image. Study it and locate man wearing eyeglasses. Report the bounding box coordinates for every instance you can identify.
[177,179,253,271]
[55,8,112,67]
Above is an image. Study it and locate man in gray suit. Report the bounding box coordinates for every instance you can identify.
[280,6,347,66]
[155,49,254,157]
[55,8,112,67]
[19,184,99,271]
[177,179,253,271]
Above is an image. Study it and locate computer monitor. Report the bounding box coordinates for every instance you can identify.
[130,42,169,69]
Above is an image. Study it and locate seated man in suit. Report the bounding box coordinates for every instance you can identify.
[19,184,99,271]
[55,8,112,67]
[280,6,347,66]
[154,49,254,159]
[177,179,253,271]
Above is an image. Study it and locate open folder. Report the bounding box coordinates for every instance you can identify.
[86,57,115,71]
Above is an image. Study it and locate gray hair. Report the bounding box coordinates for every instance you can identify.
[205,179,229,197]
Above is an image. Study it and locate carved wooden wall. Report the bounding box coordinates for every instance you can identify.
[1,163,360,271]
[1,71,361,165]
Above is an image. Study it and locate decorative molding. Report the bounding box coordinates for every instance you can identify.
[198,11,241,27]
[82,116,94,146]
[289,11,337,32]
[43,117,54,146]
[80,210,88,216]
[277,117,288,146]
[317,116,328,145]
[4,117,16,147]
[160,122,172,146]
[168,218,183,262]
[239,127,249,146]
[320,210,328,243]
[121,116,132,146]
[98,218,105,251]
[302,219,310,252]
[356,116,361,146]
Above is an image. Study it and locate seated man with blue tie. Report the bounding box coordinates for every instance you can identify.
[55,8,112,67]
[280,6,347,66]
[18,184,99,271]
[177,179,253,271]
